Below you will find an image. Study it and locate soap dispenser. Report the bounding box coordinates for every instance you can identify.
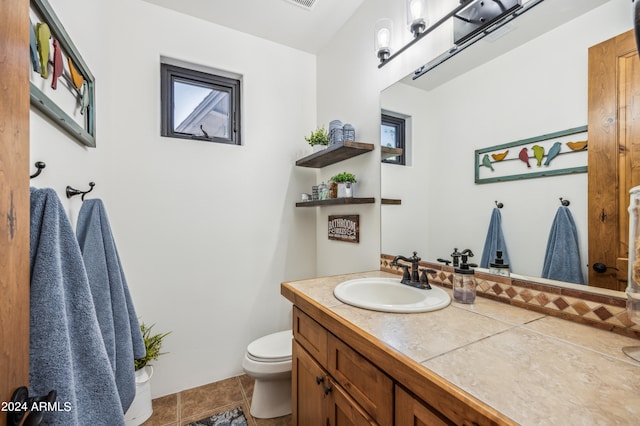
[453,254,476,304]
[489,250,510,277]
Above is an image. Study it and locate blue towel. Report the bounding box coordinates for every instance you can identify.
[480,208,511,270]
[541,206,585,285]
[29,188,125,425]
[76,199,145,413]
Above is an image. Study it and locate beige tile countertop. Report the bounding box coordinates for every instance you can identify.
[282,270,640,425]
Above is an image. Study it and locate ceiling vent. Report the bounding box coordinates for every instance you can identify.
[285,0,317,10]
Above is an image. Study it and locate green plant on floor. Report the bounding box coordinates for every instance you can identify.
[304,126,330,146]
[135,322,171,370]
[330,172,357,183]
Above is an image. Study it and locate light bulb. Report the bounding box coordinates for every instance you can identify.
[409,0,424,22]
[377,28,390,48]
[406,0,427,37]
[374,19,393,62]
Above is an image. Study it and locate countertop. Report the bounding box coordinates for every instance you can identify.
[282,270,640,425]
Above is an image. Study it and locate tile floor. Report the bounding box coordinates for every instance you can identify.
[142,374,291,426]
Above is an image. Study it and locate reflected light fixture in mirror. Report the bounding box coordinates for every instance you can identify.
[407,0,427,38]
[375,18,393,63]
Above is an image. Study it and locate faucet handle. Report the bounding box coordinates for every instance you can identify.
[419,268,433,289]
[400,265,411,282]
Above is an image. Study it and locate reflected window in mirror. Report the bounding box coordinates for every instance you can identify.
[161,62,241,145]
[381,113,406,165]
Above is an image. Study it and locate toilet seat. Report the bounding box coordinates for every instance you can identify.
[246,330,292,363]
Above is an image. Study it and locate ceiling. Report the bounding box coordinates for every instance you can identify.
[142,0,365,54]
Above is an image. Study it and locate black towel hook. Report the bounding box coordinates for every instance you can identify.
[30,161,46,179]
[495,200,504,209]
[66,182,95,201]
[560,197,570,206]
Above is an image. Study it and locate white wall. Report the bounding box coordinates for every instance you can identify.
[314,0,386,275]
[30,0,317,397]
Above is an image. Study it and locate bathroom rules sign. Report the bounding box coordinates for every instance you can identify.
[328,215,359,243]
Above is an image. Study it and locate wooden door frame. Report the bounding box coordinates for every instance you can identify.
[0,0,31,422]
[588,29,636,290]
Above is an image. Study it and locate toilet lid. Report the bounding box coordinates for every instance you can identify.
[247,330,292,362]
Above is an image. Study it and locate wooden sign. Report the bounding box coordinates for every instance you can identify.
[328,215,359,243]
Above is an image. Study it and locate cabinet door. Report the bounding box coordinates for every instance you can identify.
[294,307,328,365]
[327,378,377,426]
[293,340,327,426]
[327,334,393,425]
[395,386,454,426]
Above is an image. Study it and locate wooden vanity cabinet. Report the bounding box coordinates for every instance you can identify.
[292,307,392,425]
[285,280,516,426]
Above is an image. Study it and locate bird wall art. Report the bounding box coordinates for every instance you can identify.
[475,127,589,184]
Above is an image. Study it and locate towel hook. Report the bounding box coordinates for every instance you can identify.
[559,197,570,206]
[30,161,46,179]
[66,182,95,201]
[494,200,504,209]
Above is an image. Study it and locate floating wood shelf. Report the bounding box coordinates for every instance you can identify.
[381,146,403,161]
[381,198,402,205]
[296,197,375,207]
[296,141,374,168]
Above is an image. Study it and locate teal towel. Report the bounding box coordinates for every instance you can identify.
[29,188,125,425]
[541,206,585,285]
[480,208,511,270]
[76,199,145,413]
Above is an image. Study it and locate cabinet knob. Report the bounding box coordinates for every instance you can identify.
[323,385,332,396]
[315,376,324,385]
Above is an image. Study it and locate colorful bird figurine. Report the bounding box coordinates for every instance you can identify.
[29,20,41,74]
[36,22,51,79]
[51,39,63,89]
[518,147,531,168]
[80,81,89,115]
[482,154,494,171]
[68,58,84,89]
[544,141,562,166]
[491,150,509,161]
[532,145,545,167]
[566,141,588,151]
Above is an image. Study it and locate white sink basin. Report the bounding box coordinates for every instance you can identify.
[333,277,451,313]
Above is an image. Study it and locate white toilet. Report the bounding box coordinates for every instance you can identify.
[242,330,293,419]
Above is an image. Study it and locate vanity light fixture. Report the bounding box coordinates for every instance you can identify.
[377,0,474,68]
[407,0,427,38]
[378,0,547,70]
[374,18,393,63]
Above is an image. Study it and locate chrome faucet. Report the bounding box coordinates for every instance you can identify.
[391,251,433,289]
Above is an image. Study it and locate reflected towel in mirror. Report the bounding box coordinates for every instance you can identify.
[541,206,584,285]
[480,208,511,270]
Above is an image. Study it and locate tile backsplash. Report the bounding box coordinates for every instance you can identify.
[380,254,640,340]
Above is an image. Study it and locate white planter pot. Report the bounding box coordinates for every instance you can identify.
[125,366,153,426]
[311,145,327,153]
[337,182,355,198]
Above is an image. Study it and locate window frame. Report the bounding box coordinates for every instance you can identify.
[160,63,241,145]
[381,113,406,165]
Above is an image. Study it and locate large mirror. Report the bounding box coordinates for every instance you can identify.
[381,0,632,293]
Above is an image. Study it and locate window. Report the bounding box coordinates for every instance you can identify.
[161,63,241,145]
[381,114,406,165]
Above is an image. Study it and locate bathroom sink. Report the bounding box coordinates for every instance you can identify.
[333,278,451,313]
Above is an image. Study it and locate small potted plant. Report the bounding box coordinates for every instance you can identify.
[331,172,357,198]
[125,323,171,426]
[305,126,330,153]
